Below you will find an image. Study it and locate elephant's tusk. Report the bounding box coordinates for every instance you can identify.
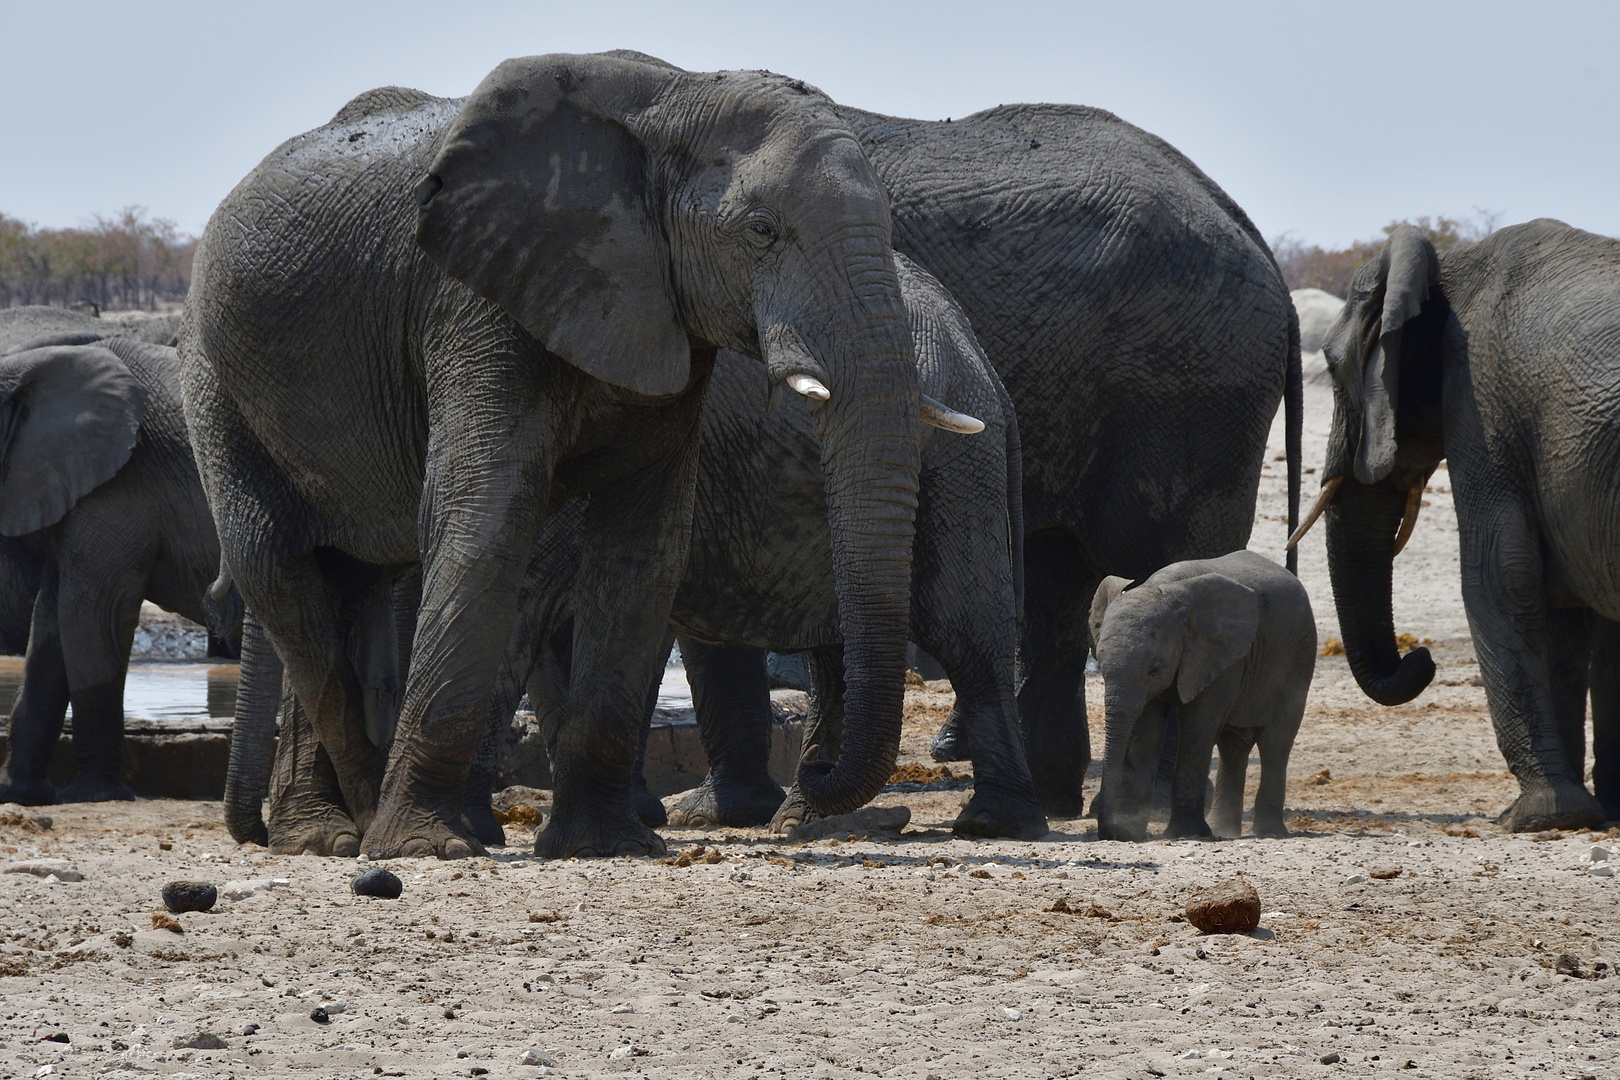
[786,373,830,402]
[1285,475,1343,550]
[920,394,986,434]
[1392,483,1424,557]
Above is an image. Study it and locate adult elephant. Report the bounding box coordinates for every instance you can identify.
[182,53,937,860]
[483,251,1040,840]
[1289,220,1620,832]
[835,102,1300,815]
[0,308,237,804]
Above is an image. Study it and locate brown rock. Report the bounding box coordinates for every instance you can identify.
[151,912,183,933]
[1185,878,1262,934]
[1368,866,1403,880]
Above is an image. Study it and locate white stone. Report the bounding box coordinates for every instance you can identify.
[1002,1008,1023,1021]
[3,859,82,881]
[519,1048,558,1067]
[609,1044,640,1059]
[610,1004,633,1014]
[1589,863,1614,877]
[1344,873,1368,885]
[1582,844,1610,864]
[1178,1049,1203,1060]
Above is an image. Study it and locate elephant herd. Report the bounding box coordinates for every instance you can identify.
[0,51,1616,861]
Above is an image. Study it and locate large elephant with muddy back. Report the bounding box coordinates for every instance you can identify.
[664,94,1302,820]
[183,51,970,859]
[1290,220,1620,831]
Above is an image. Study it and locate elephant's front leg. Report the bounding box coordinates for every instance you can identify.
[0,566,69,805]
[770,644,845,833]
[1462,500,1604,831]
[666,640,786,829]
[537,443,704,859]
[1163,687,1237,839]
[362,396,556,860]
[54,563,146,803]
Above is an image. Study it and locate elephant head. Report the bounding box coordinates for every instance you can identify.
[1089,571,1258,840]
[0,343,147,538]
[1287,226,1445,706]
[413,52,958,815]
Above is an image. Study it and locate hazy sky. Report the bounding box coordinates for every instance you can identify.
[3,1,1616,248]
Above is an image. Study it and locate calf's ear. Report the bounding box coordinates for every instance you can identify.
[0,345,146,536]
[1167,573,1259,703]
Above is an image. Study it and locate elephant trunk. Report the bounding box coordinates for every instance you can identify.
[1096,685,1150,841]
[773,263,922,817]
[1324,477,1435,706]
[223,612,284,845]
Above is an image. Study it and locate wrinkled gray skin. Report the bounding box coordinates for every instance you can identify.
[182,53,924,860]
[1089,551,1315,841]
[0,307,237,805]
[1314,220,1620,832]
[487,253,1045,841]
[834,102,1301,817]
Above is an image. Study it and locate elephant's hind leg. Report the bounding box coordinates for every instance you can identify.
[267,689,361,857]
[1210,726,1255,838]
[55,561,146,803]
[1590,615,1620,822]
[667,640,786,828]
[1014,532,1097,818]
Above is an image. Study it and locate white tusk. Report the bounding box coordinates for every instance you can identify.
[1392,483,1424,557]
[786,373,830,402]
[920,393,985,434]
[1285,475,1343,550]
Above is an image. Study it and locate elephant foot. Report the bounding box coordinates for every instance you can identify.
[1251,816,1290,839]
[667,772,784,828]
[928,717,969,763]
[0,773,59,806]
[634,783,669,829]
[534,802,666,859]
[363,796,483,860]
[1209,813,1245,840]
[768,785,819,834]
[270,804,362,857]
[461,801,508,848]
[55,774,135,804]
[952,788,1048,841]
[1033,777,1086,821]
[1096,816,1149,843]
[1498,778,1604,833]
[1163,813,1214,840]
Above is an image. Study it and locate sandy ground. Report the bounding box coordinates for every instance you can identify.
[4,364,1617,1080]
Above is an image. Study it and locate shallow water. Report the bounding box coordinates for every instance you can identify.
[0,656,694,724]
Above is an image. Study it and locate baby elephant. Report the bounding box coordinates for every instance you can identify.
[1089,550,1315,841]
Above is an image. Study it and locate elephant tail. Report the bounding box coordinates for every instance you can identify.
[1284,299,1303,576]
[1001,379,1025,626]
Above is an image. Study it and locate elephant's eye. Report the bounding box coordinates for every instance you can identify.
[748,221,777,241]
[743,210,780,248]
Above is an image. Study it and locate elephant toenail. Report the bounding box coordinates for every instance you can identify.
[400,838,434,858]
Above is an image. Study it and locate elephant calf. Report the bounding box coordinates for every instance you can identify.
[1089,550,1315,841]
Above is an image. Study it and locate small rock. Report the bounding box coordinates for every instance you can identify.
[1555,953,1586,978]
[1590,863,1615,877]
[173,1031,226,1050]
[1177,1049,1203,1060]
[781,805,911,843]
[1146,1068,1166,1078]
[161,881,217,913]
[242,1024,259,1036]
[1320,1052,1341,1064]
[2,859,81,881]
[1343,873,1369,885]
[34,1065,56,1077]
[352,867,403,899]
[321,1000,348,1015]
[40,1031,69,1043]
[1368,866,1403,880]
[309,1007,329,1024]
[519,1048,557,1067]
[609,1044,646,1059]
[610,1004,634,1014]
[1185,879,1262,934]
[150,912,183,933]
[470,1069,489,1076]
[1002,1007,1023,1021]
[1584,844,1611,864]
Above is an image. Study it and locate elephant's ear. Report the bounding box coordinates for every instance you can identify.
[1088,575,1133,655]
[1322,225,1440,484]
[894,251,995,432]
[0,345,147,536]
[416,53,690,397]
[1168,573,1259,704]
